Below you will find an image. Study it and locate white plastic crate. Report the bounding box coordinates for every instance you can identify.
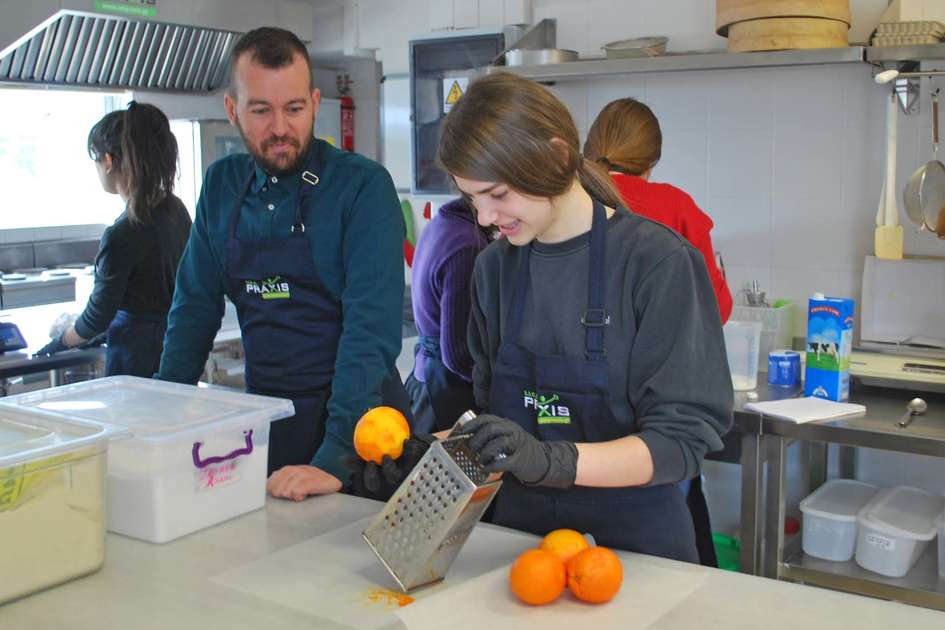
[0,406,124,603]
[0,377,294,543]
[855,486,944,578]
[800,479,879,561]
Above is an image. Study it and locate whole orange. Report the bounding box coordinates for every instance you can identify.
[509,549,566,606]
[567,547,624,604]
[353,406,410,464]
[539,529,590,565]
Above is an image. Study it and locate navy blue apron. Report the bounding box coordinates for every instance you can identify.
[225,144,410,475]
[404,335,478,433]
[486,199,698,563]
[105,309,167,377]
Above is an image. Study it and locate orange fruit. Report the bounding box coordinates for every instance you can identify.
[353,406,410,464]
[509,549,566,606]
[539,529,590,565]
[567,546,623,604]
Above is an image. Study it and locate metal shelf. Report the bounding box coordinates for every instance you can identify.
[781,538,945,611]
[489,46,866,81]
[866,43,945,64]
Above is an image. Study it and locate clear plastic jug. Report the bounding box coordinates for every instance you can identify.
[723,320,762,391]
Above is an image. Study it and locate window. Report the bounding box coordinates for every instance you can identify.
[0,86,199,231]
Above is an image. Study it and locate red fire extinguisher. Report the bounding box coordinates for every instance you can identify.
[340,94,355,152]
[337,73,355,152]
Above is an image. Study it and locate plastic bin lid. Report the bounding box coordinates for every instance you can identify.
[0,405,126,468]
[0,376,295,440]
[857,486,945,541]
[800,479,879,521]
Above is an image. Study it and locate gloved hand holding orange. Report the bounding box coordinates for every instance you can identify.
[353,406,411,464]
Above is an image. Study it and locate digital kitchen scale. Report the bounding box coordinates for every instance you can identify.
[853,257,945,393]
[851,345,945,393]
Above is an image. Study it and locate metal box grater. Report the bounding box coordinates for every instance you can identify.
[362,433,502,592]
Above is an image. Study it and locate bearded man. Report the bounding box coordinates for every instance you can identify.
[159,27,410,501]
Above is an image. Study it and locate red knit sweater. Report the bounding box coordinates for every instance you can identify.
[611,173,732,323]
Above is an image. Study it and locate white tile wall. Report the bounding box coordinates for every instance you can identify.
[548,64,945,322]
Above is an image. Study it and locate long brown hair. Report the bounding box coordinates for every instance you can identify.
[583,98,661,176]
[87,101,178,224]
[438,72,622,210]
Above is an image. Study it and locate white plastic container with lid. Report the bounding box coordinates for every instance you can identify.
[938,511,945,579]
[0,376,294,544]
[854,485,945,578]
[799,479,879,561]
[0,405,125,603]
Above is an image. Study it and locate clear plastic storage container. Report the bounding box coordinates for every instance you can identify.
[731,303,795,371]
[1,377,294,544]
[855,486,945,578]
[800,479,879,561]
[0,406,123,603]
[938,512,945,579]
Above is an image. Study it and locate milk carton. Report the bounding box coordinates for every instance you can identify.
[804,294,855,401]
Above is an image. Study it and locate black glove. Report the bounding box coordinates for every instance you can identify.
[348,434,436,501]
[77,332,107,349]
[461,414,578,488]
[34,335,70,357]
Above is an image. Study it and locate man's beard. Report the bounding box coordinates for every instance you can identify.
[234,119,312,176]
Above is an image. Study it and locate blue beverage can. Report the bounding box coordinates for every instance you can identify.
[768,350,801,387]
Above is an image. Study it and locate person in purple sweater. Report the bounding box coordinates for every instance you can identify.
[406,198,494,433]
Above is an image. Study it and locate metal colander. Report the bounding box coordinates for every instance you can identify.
[362,417,502,592]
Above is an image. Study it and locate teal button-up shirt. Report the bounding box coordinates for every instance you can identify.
[159,139,405,481]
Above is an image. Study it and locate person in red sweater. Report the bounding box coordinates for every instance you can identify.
[585,98,731,568]
[584,98,732,323]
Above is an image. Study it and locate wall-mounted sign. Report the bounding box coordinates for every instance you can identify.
[94,0,158,18]
[443,77,467,114]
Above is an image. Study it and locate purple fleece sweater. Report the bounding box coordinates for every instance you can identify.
[411,199,491,382]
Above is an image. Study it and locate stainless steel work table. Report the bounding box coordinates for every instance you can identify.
[4,493,943,628]
[736,382,945,610]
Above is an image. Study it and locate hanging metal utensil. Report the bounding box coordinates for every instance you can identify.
[903,87,945,238]
[876,90,904,260]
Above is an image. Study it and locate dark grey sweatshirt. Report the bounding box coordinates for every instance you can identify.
[468,209,734,486]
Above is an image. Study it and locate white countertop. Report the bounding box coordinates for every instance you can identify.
[2,494,941,629]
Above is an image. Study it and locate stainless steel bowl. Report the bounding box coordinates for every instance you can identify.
[602,36,668,59]
[505,48,579,66]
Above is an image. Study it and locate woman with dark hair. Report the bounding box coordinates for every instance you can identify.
[584,98,732,322]
[405,197,493,433]
[36,102,192,377]
[358,73,733,563]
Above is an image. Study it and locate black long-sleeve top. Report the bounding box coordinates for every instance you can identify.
[74,194,192,339]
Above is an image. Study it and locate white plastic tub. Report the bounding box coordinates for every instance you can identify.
[855,486,945,578]
[1,377,294,543]
[0,406,123,603]
[800,479,879,561]
[938,512,945,579]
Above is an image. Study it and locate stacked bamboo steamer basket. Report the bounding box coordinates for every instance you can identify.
[716,0,851,52]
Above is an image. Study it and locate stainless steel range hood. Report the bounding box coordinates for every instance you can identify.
[0,11,238,92]
[0,0,314,93]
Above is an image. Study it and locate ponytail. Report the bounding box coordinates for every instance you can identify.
[88,101,178,224]
[577,158,624,211]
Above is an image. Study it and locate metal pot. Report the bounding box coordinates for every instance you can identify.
[505,48,578,66]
